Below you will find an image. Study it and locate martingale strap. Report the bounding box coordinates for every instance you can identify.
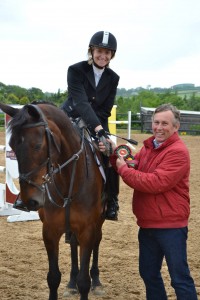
[64,155,78,243]
[65,203,72,243]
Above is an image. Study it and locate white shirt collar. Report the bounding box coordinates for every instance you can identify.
[92,65,104,86]
[153,139,163,148]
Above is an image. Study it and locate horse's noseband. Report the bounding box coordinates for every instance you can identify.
[19,158,49,192]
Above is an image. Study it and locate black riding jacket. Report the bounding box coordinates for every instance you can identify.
[61,61,119,133]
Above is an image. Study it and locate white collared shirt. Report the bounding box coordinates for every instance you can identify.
[92,65,104,86]
[153,139,163,148]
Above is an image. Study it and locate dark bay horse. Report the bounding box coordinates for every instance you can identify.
[0,102,106,300]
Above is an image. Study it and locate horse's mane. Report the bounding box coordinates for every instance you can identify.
[31,100,57,107]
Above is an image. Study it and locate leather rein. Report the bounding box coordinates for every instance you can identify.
[18,105,84,208]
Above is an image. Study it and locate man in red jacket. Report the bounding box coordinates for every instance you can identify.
[105,103,198,299]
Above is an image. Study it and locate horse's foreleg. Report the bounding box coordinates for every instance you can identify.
[77,250,91,300]
[90,242,101,287]
[63,233,79,297]
[43,226,62,300]
[77,231,95,300]
[90,228,105,296]
[47,256,61,300]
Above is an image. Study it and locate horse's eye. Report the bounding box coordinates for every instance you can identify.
[34,144,42,151]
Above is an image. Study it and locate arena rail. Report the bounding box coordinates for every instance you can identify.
[108,108,136,150]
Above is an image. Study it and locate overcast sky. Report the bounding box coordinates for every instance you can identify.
[0,0,200,93]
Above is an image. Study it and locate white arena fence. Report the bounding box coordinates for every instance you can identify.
[109,110,132,140]
[0,109,39,222]
[108,110,136,151]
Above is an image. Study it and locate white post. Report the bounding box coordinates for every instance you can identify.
[128,111,131,139]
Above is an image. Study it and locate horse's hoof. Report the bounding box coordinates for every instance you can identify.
[91,285,106,296]
[63,287,79,297]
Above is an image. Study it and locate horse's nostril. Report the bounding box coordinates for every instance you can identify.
[13,199,30,212]
[28,199,39,211]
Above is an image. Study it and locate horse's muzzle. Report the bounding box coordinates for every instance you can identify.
[13,198,40,212]
[27,198,41,211]
[13,198,30,212]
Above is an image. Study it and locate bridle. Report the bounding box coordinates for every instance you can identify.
[18,105,84,208]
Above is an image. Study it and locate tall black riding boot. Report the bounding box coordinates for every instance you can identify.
[105,167,119,221]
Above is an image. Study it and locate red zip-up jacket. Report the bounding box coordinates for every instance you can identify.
[110,132,190,228]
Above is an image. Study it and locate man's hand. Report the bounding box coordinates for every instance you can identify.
[116,156,126,169]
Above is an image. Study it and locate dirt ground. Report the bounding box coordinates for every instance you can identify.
[0,132,199,300]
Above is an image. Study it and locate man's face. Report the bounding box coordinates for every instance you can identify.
[152,110,179,143]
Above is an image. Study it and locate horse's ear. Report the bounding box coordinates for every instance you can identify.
[0,103,19,118]
[26,104,41,120]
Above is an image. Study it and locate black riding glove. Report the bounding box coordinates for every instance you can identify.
[96,129,112,156]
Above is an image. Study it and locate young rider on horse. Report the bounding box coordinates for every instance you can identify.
[61,31,120,220]
[13,31,120,221]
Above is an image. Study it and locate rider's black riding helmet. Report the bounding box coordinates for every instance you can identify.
[89,31,117,53]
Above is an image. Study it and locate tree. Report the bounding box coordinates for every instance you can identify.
[7,93,19,104]
[137,90,160,108]
[19,96,29,105]
[187,95,200,111]
[27,87,44,102]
